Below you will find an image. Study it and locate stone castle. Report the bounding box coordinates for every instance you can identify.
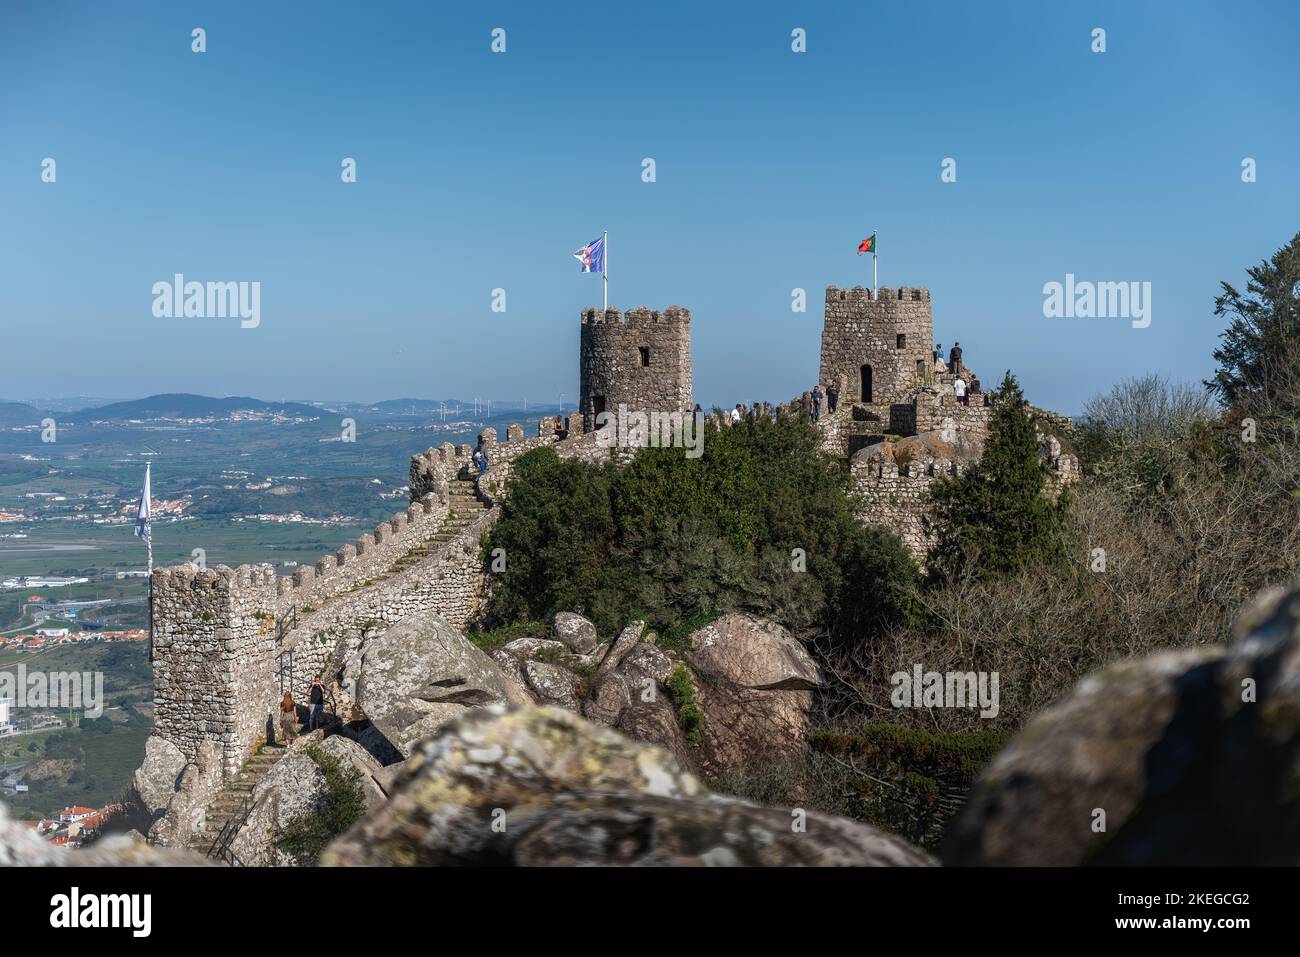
[138,284,1076,846]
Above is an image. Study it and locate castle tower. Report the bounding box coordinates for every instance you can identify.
[579,305,692,430]
[819,286,933,408]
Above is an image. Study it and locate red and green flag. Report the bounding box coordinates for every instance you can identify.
[857,235,876,255]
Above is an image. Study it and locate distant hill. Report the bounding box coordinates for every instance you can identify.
[67,394,323,422]
[0,401,50,426]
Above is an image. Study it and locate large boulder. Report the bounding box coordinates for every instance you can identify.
[553,611,598,655]
[684,614,823,774]
[339,612,531,759]
[944,580,1300,866]
[133,735,187,818]
[522,660,584,711]
[229,733,388,867]
[687,613,821,690]
[322,705,931,867]
[147,740,222,847]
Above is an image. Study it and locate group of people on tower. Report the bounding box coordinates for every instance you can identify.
[934,340,979,406]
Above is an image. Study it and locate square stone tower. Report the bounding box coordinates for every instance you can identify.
[819,286,933,408]
[579,305,692,430]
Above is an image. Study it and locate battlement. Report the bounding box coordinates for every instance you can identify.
[825,285,931,303]
[821,283,935,409]
[581,305,692,325]
[580,303,692,431]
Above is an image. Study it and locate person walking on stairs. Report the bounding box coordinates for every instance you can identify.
[279,692,298,744]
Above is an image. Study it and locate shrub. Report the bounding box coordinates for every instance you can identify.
[481,415,919,647]
[275,745,367,866]
[666,665,704,744]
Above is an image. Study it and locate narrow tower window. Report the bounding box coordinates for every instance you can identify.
[896,334,906,349]
[639,346,650,367]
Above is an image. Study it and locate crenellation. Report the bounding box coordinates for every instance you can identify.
[580,303,692,432]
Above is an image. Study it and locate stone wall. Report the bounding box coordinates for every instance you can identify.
[580,306,692,432]
[820,286,933,407]
[851,457,965,561]
[149,417,617,798]
[150,564,282,779]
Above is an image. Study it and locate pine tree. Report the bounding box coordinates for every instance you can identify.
[924,371,1068,582]
[1207,231,1300,409]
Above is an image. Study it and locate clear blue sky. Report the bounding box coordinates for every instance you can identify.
[2,0,1297,414]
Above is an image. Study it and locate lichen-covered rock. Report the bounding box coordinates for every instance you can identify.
[499,636,571,661]
[685,614,823,774]
[338,612,529,758]
[584,671,631,725]
[616,691,696,772]
[322,705,931,867]
[133,735,187,818]
[686,613,821,690]
[522,660,584,711]
[553,611,598,655]
[228,734,387,866]
[147,740,222,847]
[593,621,646,680]
[943,581,1300,866]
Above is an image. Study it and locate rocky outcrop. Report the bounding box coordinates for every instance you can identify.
[228,733,387,866]
[133,735,187,819]
[322,705,931,867]
[338,612,531,760]
[684,613,823,774]
[146,740,223,847]
[944,581,1300,866]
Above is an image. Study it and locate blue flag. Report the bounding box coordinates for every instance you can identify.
[573,235,605,274]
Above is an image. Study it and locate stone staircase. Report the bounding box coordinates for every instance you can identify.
[390,478,489,573]
[188,742,287,857]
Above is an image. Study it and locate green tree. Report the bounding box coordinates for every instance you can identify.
[482,414,919,644]
[1207,231,1300,409]
[924,371,1068,582]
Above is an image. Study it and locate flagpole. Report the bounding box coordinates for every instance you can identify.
[603,229,608,312]
[144,461,154,663]
[872,228,878,296]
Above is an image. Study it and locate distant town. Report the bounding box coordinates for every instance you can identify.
[7,801,131,849]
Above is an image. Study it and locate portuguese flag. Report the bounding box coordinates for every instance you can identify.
[857,235,876,255]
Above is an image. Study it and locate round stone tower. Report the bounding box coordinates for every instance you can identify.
[819,286,933,408]
[579,305,692,430]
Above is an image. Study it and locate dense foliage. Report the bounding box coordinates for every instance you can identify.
[481,412,920,645]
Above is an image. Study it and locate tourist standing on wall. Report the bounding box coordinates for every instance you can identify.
[731,404,743,426]
[949,342,963,373]
[826,383,838,414]
[280,692,298,744]
[954,376,968,406]
[812,386,823,422]
[800,391,812,422]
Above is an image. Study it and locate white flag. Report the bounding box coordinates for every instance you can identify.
[134,462,151,544]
